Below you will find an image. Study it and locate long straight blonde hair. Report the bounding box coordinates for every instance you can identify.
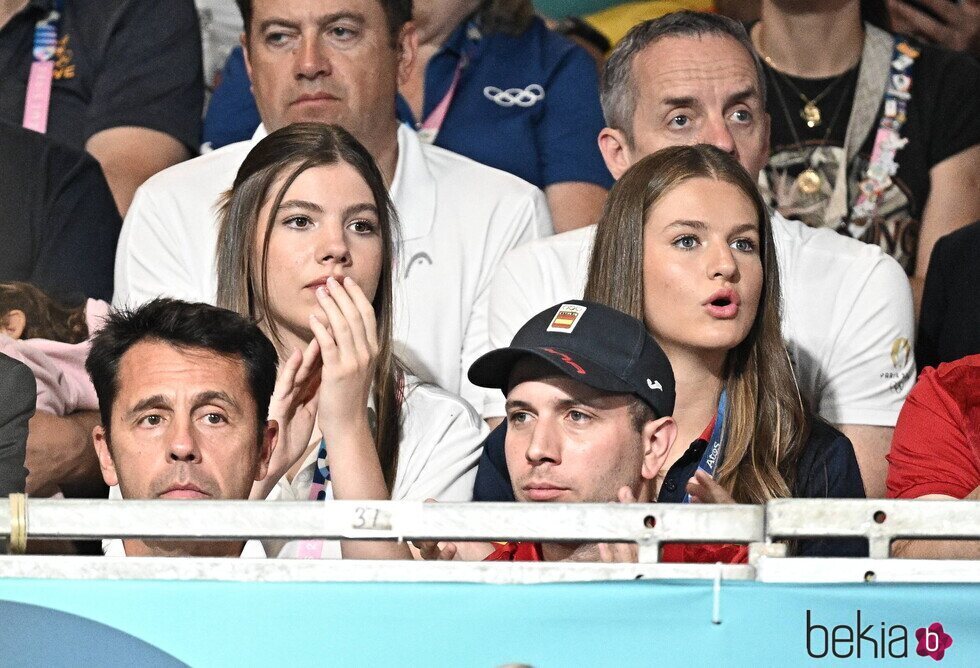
[215,123,402,490]
[585,144,808,503]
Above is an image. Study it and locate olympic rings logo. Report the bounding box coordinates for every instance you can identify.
[483,84,545,108]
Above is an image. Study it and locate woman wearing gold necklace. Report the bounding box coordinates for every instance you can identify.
[751,0,980,310]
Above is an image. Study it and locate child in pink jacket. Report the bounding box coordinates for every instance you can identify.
[0,282,107,416]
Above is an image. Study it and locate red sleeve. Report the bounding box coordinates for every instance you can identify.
[483,542,518,561]
[661,543,749,564]
[886,362,980,499]
[482,542,543,561]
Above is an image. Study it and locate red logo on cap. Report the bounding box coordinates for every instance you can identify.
[542,348,586,375]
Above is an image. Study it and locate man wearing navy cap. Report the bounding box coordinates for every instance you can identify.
[417,300,679,563]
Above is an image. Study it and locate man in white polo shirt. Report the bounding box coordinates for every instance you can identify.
[481,12,915,498]
[113,0,551,407]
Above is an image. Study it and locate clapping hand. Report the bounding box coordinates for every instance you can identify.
[252,339,322,499]
[686,469,736,504]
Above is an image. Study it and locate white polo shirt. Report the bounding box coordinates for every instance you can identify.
[482,214,916,426]
[267,377,487,559]
[114,124,552,406]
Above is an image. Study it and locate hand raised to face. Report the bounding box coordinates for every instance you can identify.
[308,276,378,436]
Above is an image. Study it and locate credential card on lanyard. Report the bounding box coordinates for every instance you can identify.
[682,390,727,503]
[22,4,62,134]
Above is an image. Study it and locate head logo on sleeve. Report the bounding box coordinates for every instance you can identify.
[547,304,587,334]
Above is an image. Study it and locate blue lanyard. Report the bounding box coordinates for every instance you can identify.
[310,438,331,501]
[682,390,727,503]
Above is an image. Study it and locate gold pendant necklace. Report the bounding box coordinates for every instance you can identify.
[754,24,860,203]
[755,32,849,130]
[801,101,822,128]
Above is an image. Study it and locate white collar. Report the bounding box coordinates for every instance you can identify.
[390,124,436,241]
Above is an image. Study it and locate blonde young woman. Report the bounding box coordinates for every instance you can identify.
[585,144,865,555]
[216,123,486,560]
[461,144,866,560]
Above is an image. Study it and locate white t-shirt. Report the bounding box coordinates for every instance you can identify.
[268,377,487,559]
[114,124,552,407]
[483,213,916,426]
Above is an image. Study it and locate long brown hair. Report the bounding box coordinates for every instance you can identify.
[0,282,88,343]
[215,123,402,490]
[585,144,808,503]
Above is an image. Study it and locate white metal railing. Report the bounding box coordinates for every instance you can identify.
[0,497,764,562]
[765,498,980,559]
[2,496,978,584]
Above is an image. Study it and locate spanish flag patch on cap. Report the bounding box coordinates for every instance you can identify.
[546,303,587,334]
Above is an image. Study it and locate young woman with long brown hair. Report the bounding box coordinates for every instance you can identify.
[215,123,486,560]
[585,145,865,556]
[429,144,864,562]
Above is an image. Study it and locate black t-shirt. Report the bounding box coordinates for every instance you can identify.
[917,221,980,373]
[759,34,980,274]
[0,121,120,302]
[473,417,867,557]
[0,0,203,152]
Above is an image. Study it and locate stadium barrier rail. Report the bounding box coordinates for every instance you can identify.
[1,496,978,584]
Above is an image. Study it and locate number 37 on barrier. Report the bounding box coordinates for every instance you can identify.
[351,506,392,531]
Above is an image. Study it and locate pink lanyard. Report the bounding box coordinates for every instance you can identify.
[22,1,63,134]
[417,22,481,145]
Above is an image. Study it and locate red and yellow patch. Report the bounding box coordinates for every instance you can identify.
[546,303,586,333]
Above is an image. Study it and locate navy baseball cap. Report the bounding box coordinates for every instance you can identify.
[468,300,675,418]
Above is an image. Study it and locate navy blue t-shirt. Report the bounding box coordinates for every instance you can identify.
[474,416,867,557]
[201,44,259,150]
[203,18,613,190]
[395,17,612,190]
